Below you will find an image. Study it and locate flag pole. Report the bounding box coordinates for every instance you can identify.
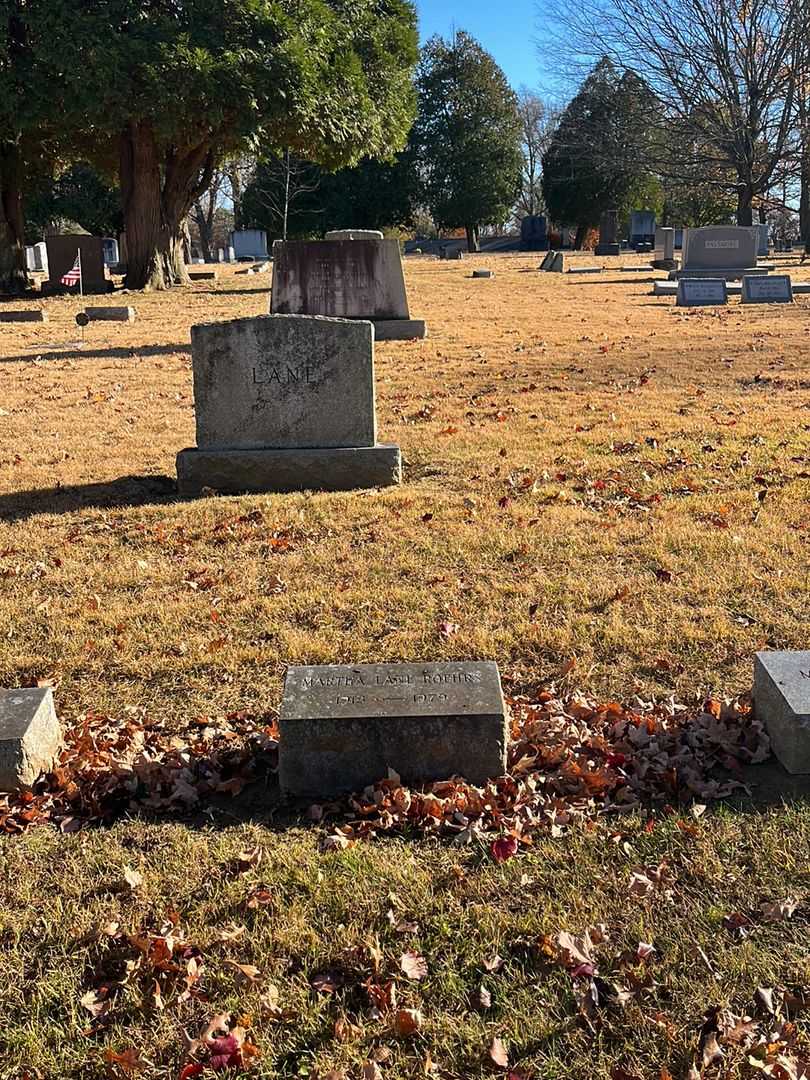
[78,247,83,298]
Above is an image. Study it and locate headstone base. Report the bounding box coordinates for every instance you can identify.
[373,319,427,341]
[669,267,769,280]
[595,244,620,256]
[279,661,508,797]
[177,444,402,495]
[651,258,677,271]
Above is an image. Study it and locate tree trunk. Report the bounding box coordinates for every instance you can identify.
[801,141,810,255]
[192,200,214,262]
[574,223,587,250]
[0,141,29,295]
[736,182,754,226]
[120,121,214,290]
[465,224,480,252]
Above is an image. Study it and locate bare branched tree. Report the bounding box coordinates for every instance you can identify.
[540,0,803,224]
[514,89,559,219]
[190,168,226,262]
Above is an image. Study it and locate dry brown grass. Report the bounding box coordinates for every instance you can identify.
[2,253,809,720]
[3,253,810,1078]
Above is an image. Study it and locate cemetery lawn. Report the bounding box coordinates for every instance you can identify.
[2,254,810,1078]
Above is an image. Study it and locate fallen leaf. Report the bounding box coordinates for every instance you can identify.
[400,950,428,981]
[393,1007,423,1035]
[489,1036,509,1068]
[122,867,143,891]
[490,835,519,863]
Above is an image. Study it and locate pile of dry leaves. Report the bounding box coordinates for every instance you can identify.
[320,690,769,849]
[0,687,769,841]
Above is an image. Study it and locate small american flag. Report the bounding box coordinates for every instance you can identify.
[61,251,82,288]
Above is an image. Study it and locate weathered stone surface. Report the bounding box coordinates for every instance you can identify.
[675,226,761,280]
[676,278,728,306]
[0,310,48,323]
[596,210,620,255]
[0,688,62,791]
[754,651,810,774]
[83,306,136,322]
[278,661,508,797]
[520,214,548,252]
[46,235,111,294]
[325,229,384,241]
[232,229,269,260]
[271,239,409,320]
[177,444,401,495]
[741,274,793,304]
[191,314,376,451]
[374,319,427,341]
[630,209,656,248]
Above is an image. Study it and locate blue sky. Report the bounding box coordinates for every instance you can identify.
[418,0,540,91]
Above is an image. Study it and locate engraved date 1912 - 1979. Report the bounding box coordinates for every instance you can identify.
[332,692,450,708]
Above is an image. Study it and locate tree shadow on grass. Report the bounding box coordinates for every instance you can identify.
[0,343,189,364]
[0,474,178,523]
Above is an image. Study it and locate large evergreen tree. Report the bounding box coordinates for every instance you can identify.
[45,0,418,290]
[542,58,657,246]
[412,32,522,252]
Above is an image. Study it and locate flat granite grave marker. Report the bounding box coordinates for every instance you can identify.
[176,313,401,494]
[83,306,137,322]
[676,278,728,306]
[0,310,48,323]
[0,688,62,791]
[741,274,793,304]
[278,661,508,797]
[754,651,810,773]
[271,235,426,340]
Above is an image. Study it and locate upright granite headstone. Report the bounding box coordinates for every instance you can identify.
[46,235,110,293]
[756,223,770,257]
[102,237,119,266]
[0,688,62,791]
[652,227,677,270]
[676,278,728,306]
[596,210,620,256]
[176,314,401,495]
[271,235,426,340]
[675,226,761,280]
[630,210,656,249]
[754,651,810,773]
[741,274,793,304]
[278,661,508,797]
[32,242,48,273]
[520,215,548,252]
[232,229,269,261]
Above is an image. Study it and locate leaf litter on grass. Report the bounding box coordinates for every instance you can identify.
[0,687,769,847]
